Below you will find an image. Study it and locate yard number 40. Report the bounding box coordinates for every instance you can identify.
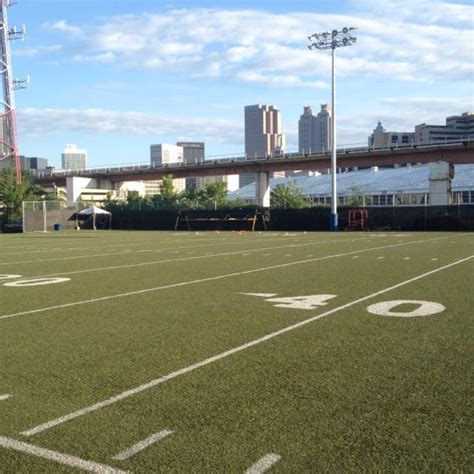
[241,293,445,317]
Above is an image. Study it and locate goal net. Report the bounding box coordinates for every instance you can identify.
[22,201,92,233]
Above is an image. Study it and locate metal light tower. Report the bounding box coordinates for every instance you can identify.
[0,0,27,184]
[308,27,357,231]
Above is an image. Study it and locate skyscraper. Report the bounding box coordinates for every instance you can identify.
[242,104,285,188]
[315,104,332,153]
[298,106,317,153]
[298,104,332,155]
[61,144,87,170]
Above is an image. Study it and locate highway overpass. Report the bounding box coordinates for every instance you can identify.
[34,141,474,188]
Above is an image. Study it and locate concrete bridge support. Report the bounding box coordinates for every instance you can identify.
[255,171,270,208]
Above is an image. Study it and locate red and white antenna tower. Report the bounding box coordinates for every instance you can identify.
[0,0,28,184]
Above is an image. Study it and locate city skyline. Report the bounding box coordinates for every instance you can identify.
[7,0,474,168]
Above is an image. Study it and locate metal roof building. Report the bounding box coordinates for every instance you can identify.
[228,164,474,206]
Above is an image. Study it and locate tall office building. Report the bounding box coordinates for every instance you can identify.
[298,106,317,153]
[177,141,205,190]
[148,143,185,194]
[176,141,205,165]
[315,104,332,153]
[150,143,184,167]
[61,144,87,170]
[242,104,286,188]
[298,104,332,154]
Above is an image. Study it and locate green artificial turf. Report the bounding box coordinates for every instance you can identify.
[0,230,472,472]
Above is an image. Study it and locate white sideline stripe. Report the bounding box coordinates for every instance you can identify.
[0,236,452,322]
[245,453,281,473]
[20,254,472,437]
[112,430,173,461]
[0,394,11,401]
[0,436,125,473]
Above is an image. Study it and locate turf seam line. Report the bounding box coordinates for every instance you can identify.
[19,253,472,438]
[0,436,126,473]
[0,235,455,322]
[112,430,174,461]
[245,453,282,473]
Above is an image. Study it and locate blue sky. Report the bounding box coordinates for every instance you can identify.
[7,0,474,168]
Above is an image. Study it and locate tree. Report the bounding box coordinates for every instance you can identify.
[160,175,177,201]
[178,187,199,209]
[148,175,178,210]
[270,182,307,209]
[195,180,228,209]
[0,166,44,219]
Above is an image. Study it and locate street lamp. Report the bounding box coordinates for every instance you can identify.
[308,27,357,231]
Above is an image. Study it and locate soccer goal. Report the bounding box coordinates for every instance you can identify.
[22,201,92,232]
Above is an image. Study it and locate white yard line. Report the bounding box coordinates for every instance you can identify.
[1,236,376,281]
[0,235,324,266]
[0,238,243,266]
[112,430,174,461]
[20,254,472,437]
[0,234,240,256]
[0,394,11,401]
[245,453,281,473]
[1,236,453,322]
[0,436,125,473]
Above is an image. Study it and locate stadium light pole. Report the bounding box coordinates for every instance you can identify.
[308,27,357,231]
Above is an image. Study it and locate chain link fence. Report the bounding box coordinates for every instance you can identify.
[22,201,92,232]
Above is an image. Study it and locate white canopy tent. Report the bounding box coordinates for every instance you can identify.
[77,206,112,230]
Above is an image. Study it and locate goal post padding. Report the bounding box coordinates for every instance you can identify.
[22,201,92,232]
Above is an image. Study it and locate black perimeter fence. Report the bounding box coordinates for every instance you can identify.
[105,205,474,232]
[2,205,472,233]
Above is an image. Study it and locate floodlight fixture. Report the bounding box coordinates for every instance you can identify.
[307,27,357,231]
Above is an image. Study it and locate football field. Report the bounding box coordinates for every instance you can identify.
[0,230,472,472]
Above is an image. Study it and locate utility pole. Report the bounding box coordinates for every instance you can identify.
[0,0,28,184]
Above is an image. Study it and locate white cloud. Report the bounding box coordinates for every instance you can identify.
[33,4,473,86]
[351,0,474,27]
[17,107,243,145]
[13,45,63,57]
[235,71,326,89]
[73,52,116,63]
[45,20,83,37]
